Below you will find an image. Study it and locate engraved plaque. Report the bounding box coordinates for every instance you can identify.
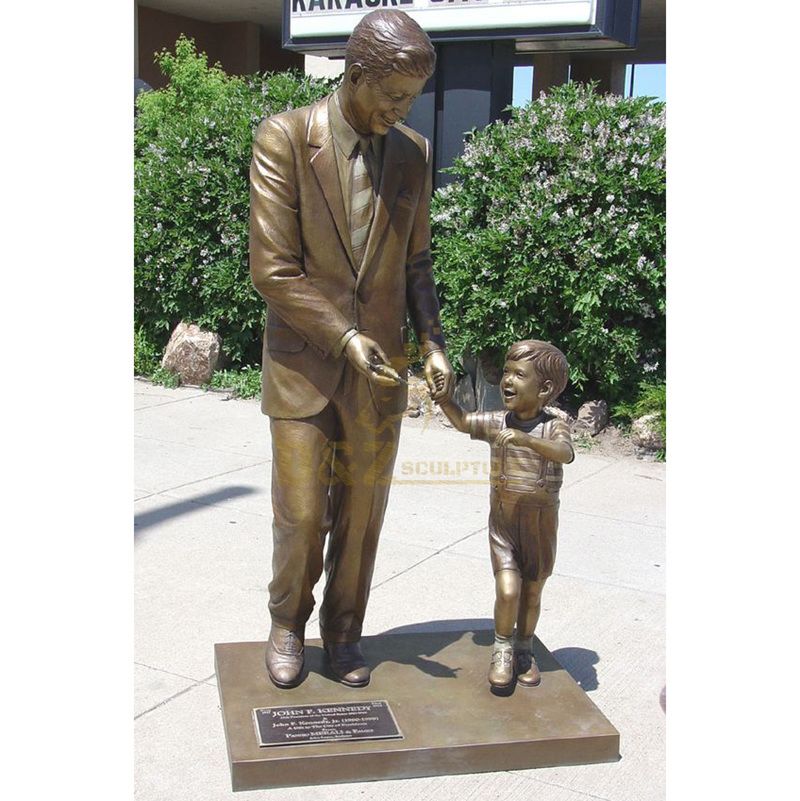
[253,700,403,748]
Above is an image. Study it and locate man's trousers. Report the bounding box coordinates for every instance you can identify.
[267,364,402,644]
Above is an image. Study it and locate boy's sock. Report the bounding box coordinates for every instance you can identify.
[488,633,514,688]
[513,632,541,687]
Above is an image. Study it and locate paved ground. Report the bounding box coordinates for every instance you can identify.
[134,378,665,801]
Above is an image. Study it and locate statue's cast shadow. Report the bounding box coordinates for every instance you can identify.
[304,619,600,694]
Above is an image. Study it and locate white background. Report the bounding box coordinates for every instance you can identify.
[1,2,798,797]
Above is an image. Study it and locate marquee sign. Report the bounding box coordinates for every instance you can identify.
[283,0,639,53]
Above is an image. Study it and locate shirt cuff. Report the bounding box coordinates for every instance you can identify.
[332,327,359,357]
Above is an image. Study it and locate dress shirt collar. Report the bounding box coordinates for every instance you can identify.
[330,91,379,159]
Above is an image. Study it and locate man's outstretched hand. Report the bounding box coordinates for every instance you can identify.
[344,332,403,387]
[425,350,454,402]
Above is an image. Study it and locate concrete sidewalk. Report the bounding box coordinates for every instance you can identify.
[134,378,665,801]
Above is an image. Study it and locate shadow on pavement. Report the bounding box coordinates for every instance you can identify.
[355,619,567,693]
[134,485,258,537]
[551,646,600,691]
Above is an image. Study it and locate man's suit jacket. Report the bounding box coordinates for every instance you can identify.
[249,96,446,419]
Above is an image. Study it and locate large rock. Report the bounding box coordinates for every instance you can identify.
[545,405,576,426]
[161,322,222,386]
[475,352,504,412]
[453,373,477,412]
[405,376,431,418]
[572,400,609,437]
[631,413,665,451]
[460,353,478,383]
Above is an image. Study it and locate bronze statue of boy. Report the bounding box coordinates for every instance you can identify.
[435,341,574,689]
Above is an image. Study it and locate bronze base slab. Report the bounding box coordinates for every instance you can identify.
[215,630,619,791]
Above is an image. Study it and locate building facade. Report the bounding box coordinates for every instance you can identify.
[135,1,665,181]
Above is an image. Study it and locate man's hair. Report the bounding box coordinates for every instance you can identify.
[505,340,569,403]
[345,10,436,83]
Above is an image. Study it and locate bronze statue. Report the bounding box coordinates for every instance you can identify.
[250,10,455,689]
[435,341,574,689]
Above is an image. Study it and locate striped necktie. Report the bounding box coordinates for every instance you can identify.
[350,137,375,269]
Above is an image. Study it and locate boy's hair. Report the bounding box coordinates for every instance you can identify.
[505,340,569,403]
[345,10,436,83]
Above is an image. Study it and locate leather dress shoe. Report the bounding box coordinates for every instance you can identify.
[488,645,514,688]
[515,650,541,687]
[325,641,370,687]
[265,626,305,688]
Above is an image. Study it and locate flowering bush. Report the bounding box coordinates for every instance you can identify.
[431,82,665,403]
[134,37,334,366]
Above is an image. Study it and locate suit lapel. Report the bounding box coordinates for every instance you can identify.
[358,127,406,286]
[308,98,357,274]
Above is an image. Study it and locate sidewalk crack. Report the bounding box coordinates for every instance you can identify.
[513,774,615,801]
[134,393,208,410]
[562,459,618,490]
[371,524,489,590]
[134,672,216,720]
[134,662,210,684]
[564,508,665,530]
[143,460,271,495]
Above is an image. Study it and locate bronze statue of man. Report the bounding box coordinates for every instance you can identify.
[249,10,455,689]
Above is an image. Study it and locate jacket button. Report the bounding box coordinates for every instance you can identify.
[537,479,546,488]
[499,475,506,482]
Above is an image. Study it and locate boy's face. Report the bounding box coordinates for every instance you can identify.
[501,359,552,419]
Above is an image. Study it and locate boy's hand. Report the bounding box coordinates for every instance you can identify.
[495,429,531,448]
[425,350,454,402]
[431,372,454,405]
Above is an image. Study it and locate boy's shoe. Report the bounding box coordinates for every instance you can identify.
[515,650,541,687]
[488,645,514,688]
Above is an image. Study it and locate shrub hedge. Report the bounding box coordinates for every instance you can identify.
[135,45,665,407]
[431,82,665,404]
[134,37,334,367]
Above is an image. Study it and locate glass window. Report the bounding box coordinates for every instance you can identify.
[624,63,666,101]
[512,65,534,107]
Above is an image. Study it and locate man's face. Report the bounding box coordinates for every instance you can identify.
[345,68,428,136]
[501,360,552,419]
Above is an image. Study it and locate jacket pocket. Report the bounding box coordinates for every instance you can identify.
[266,321,307,353]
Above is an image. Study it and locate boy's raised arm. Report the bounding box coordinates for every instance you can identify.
[433,374,471,433]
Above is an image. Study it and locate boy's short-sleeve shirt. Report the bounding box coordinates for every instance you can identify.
[467,410,573,499]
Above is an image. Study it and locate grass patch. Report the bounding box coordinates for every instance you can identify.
[206,367,262,399]
[150,365,180,388]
